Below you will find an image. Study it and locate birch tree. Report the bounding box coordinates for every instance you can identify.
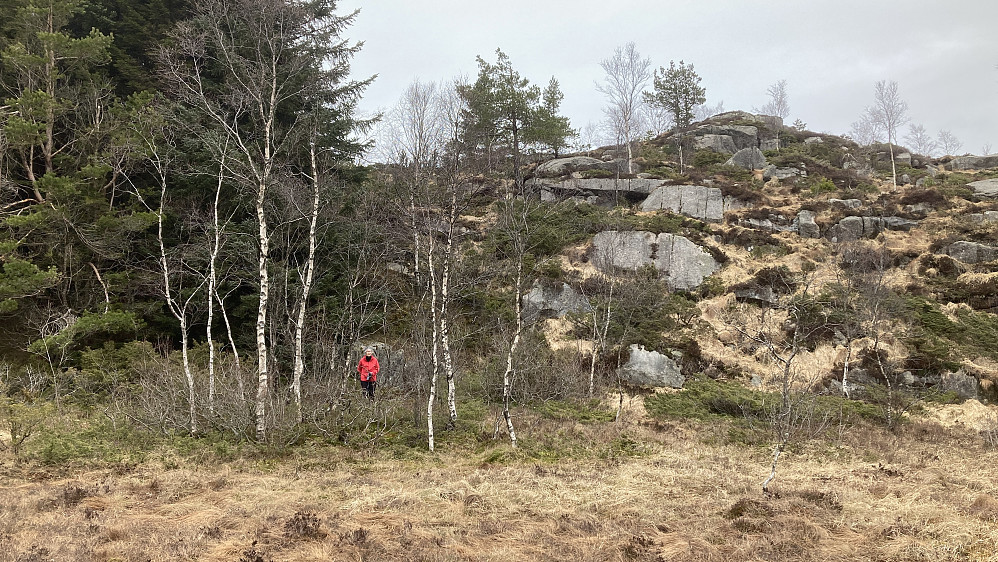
[154,157,201,435]
[760,79,790,122]
[725,271,830,494]
[759,79,789,150]
[290,133,323,424]
[870,80,909,188]
[849,110,883,146]
[903,124,938,156]
[160,0,368,441]
[596,43,650,174]
[937,130,962,155]
[123,107,201,435]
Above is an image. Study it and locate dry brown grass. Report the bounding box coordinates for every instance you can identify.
[3,404,998,562]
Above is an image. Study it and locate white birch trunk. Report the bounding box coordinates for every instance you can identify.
[409,188,421,291]
[216,289,244,400]
[442,186,458,425]
[254,66,279,442]
[156,175,197,435]
[587,281,613,398]
[501,252,523,449]
[888,141,897,189]
[292,140,321,424]
[841,340,852,399]
[88,263,110,313]
[207,151,226,415]
[255,181,270,441]
[426,229,440,451]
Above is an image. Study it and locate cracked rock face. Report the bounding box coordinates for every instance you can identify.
[968,178,998,198]
[591,230,719,290]
[534,156,618,178]
[825,216,919,242]
[619,344,683,388]
[950,155,998,171]
[944,241,998,264]
[639,185,743,222]
[724,147,768,170]
[521,281,589,324]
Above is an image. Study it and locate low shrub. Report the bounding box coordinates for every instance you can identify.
[693,149,727,169]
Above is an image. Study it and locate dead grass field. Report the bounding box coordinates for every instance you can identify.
[3,401,998,562]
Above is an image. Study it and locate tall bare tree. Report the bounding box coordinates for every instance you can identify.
[849,110,883,146]
[903,124,938,156]
[937,130,963,155]
[596,43,651,174]
[759,79,789,150]
[726,272,830,494]
[290,132,324,424]
[760,79,790,121]
[871,80,909,188]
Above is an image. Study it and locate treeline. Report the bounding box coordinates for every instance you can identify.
[0,0,391,443]
[0,0,616,449]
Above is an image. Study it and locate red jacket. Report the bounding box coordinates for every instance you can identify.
[358,355,380,382]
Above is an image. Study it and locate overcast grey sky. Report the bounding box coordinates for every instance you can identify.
[342,0,997,155]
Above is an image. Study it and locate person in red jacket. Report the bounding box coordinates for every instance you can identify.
[357,347,380,401]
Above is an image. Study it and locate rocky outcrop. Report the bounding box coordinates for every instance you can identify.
[939,370,979,400]
[825,216,919,242]
[725,147,767,170]
[968,179,998,198]
[529,177,667,205]
[694,134,738,154]
[560,177,662,194]
[591,231,720,290]
[794,210,820,238]
[522,281,589,323]
[762,165,803,180]
[739,215,795,233]
[688,113,782,156]
[944,241,998,264]
[949,155,998,171]
[619,344,683,388]
[535,156,618,178]
[531,177,664,197]
[829,198,862,209]
[734,286,778,306]
[694,124,759,152]
[638,185,744,222]
[968,211,998,223]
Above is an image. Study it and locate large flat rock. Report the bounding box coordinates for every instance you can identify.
[535,156,617,178]
[724,147,768,170]
[825,216,919,242]
[950,155,998,171]
[639,184,743,222]
[944,241,998,264]
[619,344,683,388]
[968,179,998,198]
[591,230,720,290]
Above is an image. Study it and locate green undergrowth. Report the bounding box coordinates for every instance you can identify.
[644,376,883,430]
[906,297,998,367]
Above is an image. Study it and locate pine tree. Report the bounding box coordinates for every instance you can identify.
[644,60,707,131]
[525,77,575,158]
[459,49,540,190]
